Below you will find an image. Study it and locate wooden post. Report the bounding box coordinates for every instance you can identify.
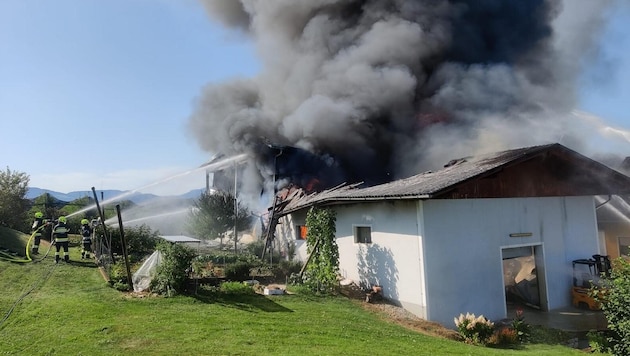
[91,187,115,262]
[298,238,320,279]
[115,204,134,291]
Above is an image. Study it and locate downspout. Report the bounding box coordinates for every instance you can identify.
[416,199,429,320]
[595,195,612,257]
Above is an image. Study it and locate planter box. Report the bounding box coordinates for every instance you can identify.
[264,287,284,295]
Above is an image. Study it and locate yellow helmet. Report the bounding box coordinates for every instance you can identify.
[58,216,67,223]
[35,212,43,218]
[81,219,89,225]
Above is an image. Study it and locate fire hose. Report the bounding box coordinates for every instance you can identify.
[0,261,58,329]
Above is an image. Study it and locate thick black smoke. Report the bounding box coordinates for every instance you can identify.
[190,0,613,193]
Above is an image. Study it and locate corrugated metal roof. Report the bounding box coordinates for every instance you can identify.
[160,235,201,244]
[279,143,623,214]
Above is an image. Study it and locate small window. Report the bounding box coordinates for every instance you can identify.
[354,226,372,244]
[296,225,308,240]
[619,237,630,256]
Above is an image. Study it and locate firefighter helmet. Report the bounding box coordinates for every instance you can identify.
[58,216,67,223]
[81,219,89,225]
[35,212,43,218]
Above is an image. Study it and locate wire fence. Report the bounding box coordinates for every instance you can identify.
[93,232,114,279]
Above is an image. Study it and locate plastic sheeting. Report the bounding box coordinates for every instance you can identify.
[132,250,162,292]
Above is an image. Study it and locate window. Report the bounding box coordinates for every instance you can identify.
[354,226,372,244]
[296,225,308,240]
[619,237,630,257]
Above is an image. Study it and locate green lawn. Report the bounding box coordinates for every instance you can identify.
[0,230,585,355]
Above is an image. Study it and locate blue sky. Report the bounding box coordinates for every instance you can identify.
[578,2,630,125]
[0,0,258,195]
[1,0,629,195]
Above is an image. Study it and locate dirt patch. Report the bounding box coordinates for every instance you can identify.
[339,283,461,341]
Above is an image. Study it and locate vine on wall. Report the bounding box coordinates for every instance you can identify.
[304,207,339,293]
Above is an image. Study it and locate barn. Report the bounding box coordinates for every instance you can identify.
[272,143,630,327]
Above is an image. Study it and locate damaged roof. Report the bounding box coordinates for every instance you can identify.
[279,143,630,215]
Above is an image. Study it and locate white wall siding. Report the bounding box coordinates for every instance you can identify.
[276,210,308,261]
[333,201,427,318]
[421,196,598,327]
[277,201,428,318]
[276,195,599,328]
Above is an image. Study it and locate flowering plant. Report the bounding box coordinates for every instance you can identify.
[454,313,495,345]
[511,307,531,343]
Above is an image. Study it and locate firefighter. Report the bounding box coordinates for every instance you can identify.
[31,212,45,255]
[80,219,93,259]
[52,216,70,263]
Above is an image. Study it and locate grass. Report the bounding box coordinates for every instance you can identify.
[0,229,585,355]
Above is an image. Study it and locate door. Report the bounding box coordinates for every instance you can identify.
[502,245,545,310]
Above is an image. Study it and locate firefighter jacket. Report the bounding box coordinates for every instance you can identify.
[52,222,69,243]
[32,217,44,237]
[80,224,92,244]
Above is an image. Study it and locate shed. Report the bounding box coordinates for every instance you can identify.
[273,143,630,327]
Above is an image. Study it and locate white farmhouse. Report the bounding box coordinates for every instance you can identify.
[272,143,630,327]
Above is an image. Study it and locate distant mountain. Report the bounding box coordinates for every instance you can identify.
[26,187,204,204]
[176,188,205,200]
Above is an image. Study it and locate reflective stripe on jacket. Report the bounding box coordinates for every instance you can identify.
[53,224,69,242]
[32,218,44,236]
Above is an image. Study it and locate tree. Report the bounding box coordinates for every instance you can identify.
[187,190,253,242]
[0,167,30,231]
[30,193,63,220]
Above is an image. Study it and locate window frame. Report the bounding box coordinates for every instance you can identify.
[619,236,630,257]
[354,225,372,244]
[296,225,308,240]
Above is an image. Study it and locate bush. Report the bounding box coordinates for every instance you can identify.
[592,257,630,355]
[454,313,495,345]
[106,224,159,262]
[225,260,257,281]
[246,239,286,262]
[220,281,255,295]
[150,241,196,295]
[196,251,256,265]
[488,327,518,347]
[274,260,303,281]
[587,330,610,353]
[109,261,130,290]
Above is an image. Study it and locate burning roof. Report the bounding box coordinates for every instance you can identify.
[278,143,630,214]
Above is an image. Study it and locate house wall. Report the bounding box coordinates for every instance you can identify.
[278,195,599,328]
[275,209,308,258]
[333,201,427,318]
[279,201,428,318]
[598,222,630,259]
[421,196,598,327]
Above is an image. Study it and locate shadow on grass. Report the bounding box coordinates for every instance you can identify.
[29,256,99,269]
[65,259,99,269]
[189,289,294,314]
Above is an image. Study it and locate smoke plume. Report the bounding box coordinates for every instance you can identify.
[189,0,615,193]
